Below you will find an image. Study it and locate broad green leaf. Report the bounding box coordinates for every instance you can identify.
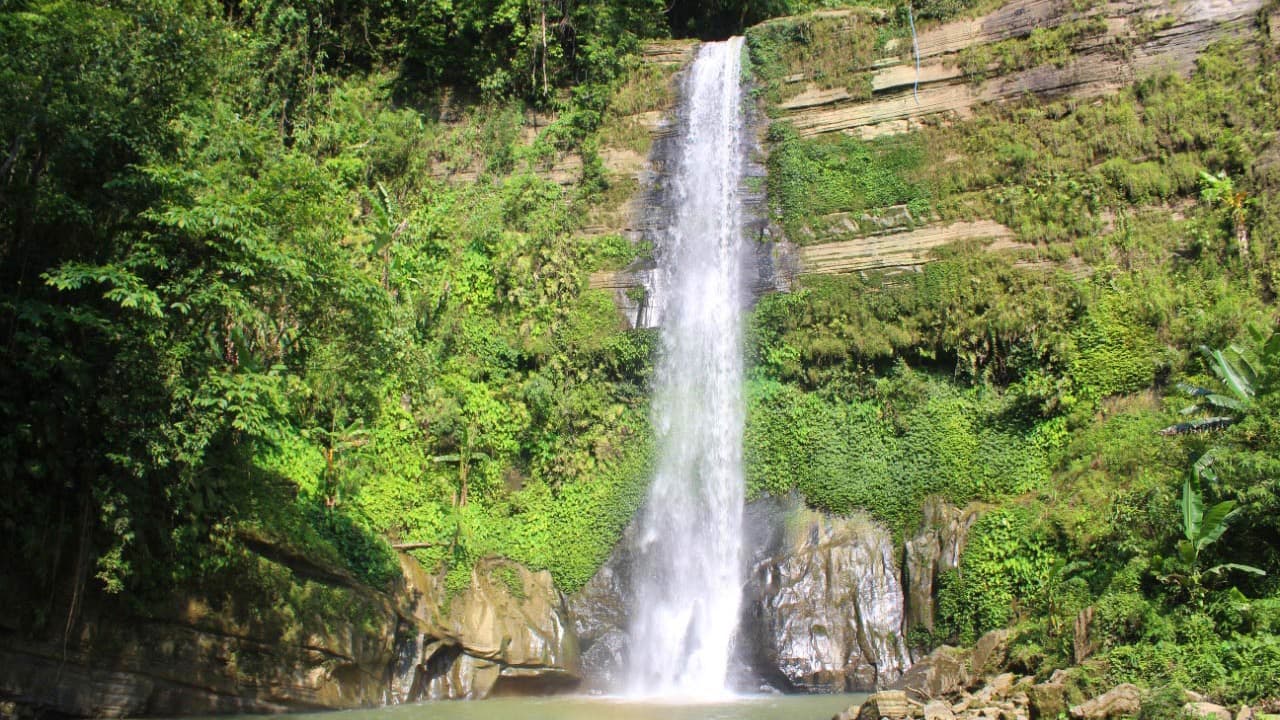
[1178,539,1197,566]
[1196,501,1238,551]
[1182,473,1203,542]
[1211,349,1254,400]
[1206,563,1266,577]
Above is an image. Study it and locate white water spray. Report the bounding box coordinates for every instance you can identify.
[627,37,748,698]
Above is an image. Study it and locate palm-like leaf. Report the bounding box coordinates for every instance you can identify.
[1182,473,1204,542]
[1158,416,1236,436]
[1195,500,1238,552]
[1207,347,1254,401]
[1206,563,1266,577]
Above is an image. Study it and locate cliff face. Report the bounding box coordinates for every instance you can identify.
[593,0,1265,305]
[771,0,1263,140]
[0,552,581,717]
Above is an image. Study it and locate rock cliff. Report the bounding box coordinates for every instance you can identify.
[593,0,1262,304]
[0,550,580,716]
[393,556,581,701]
[744,508,912,692]
[769,0,1264,140]
[568,497,984,694]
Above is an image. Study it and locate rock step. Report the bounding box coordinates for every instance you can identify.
[774,0,1264,139]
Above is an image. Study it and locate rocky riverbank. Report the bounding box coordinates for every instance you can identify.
[833,635,1280,720]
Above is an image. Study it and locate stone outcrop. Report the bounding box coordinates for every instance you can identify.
[0,565,402,717]
[895,645,972,701]
[392,556,580,701]
[565,528,636,691]
[745,508,912,692]
[847,669,1040,720]
[1069,683,1143,720]
[904,498,984,638]
[856,690,914,720]
[1187,702,1234,720]
[567,496,983,694]
[0,550,580,717]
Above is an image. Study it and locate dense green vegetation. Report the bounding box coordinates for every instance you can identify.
[2,0,1279,707]
[0,0,696,637]
[745,6,1280,701]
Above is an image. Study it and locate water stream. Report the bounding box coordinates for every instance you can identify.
[626,37,749,698]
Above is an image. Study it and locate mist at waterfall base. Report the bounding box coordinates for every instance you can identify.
[624,37,749,699]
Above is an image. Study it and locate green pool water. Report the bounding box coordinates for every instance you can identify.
[273,694,868,720]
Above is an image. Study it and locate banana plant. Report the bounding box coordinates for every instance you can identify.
[1158,454,1265,605]
[1158,324,1280,435]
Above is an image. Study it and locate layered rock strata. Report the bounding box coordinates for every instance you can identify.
[0,552,580,717]
[773,0,1265,140]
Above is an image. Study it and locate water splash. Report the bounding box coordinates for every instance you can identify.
[627,37,748,698]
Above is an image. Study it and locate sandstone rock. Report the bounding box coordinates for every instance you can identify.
[1069,683,1142,720]
[400,557,580,699]
[1237,706,1255,720]
[750,508,912,691]
[0,548,418,717]
[858,690,914,720]
[896,645,971,702]
[1184,702,1232,720]
[981,672,1016,701]
[1028,682,1068,720]
[772,0,1265,141]
[971,630,1012,677]
[926,699,958,720]
[834,707,860,720]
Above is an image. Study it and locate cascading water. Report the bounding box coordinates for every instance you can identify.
[626,37,748,698]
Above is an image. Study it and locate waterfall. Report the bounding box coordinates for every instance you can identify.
[626,37,748,698]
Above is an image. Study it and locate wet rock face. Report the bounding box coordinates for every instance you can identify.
[566,546,633,691]
[904,498,982,638]
[568,497,984,694]
[746,509,912,692]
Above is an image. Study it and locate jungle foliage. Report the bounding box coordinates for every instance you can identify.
[745,10,1280,702]
[0,0,686,638]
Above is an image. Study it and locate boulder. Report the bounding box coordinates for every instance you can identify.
[1069,683,1142,720]
[1024,676,1064,717]
[1236,706,1255,720]
[971,630,1012,677]
[749,508,912,691]
[1184,702,1232,720]
[396,557,581,699]
[925,699,958,720]
[857,690,914,720]
[896,645,971,701]
[975,673,1016,703]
